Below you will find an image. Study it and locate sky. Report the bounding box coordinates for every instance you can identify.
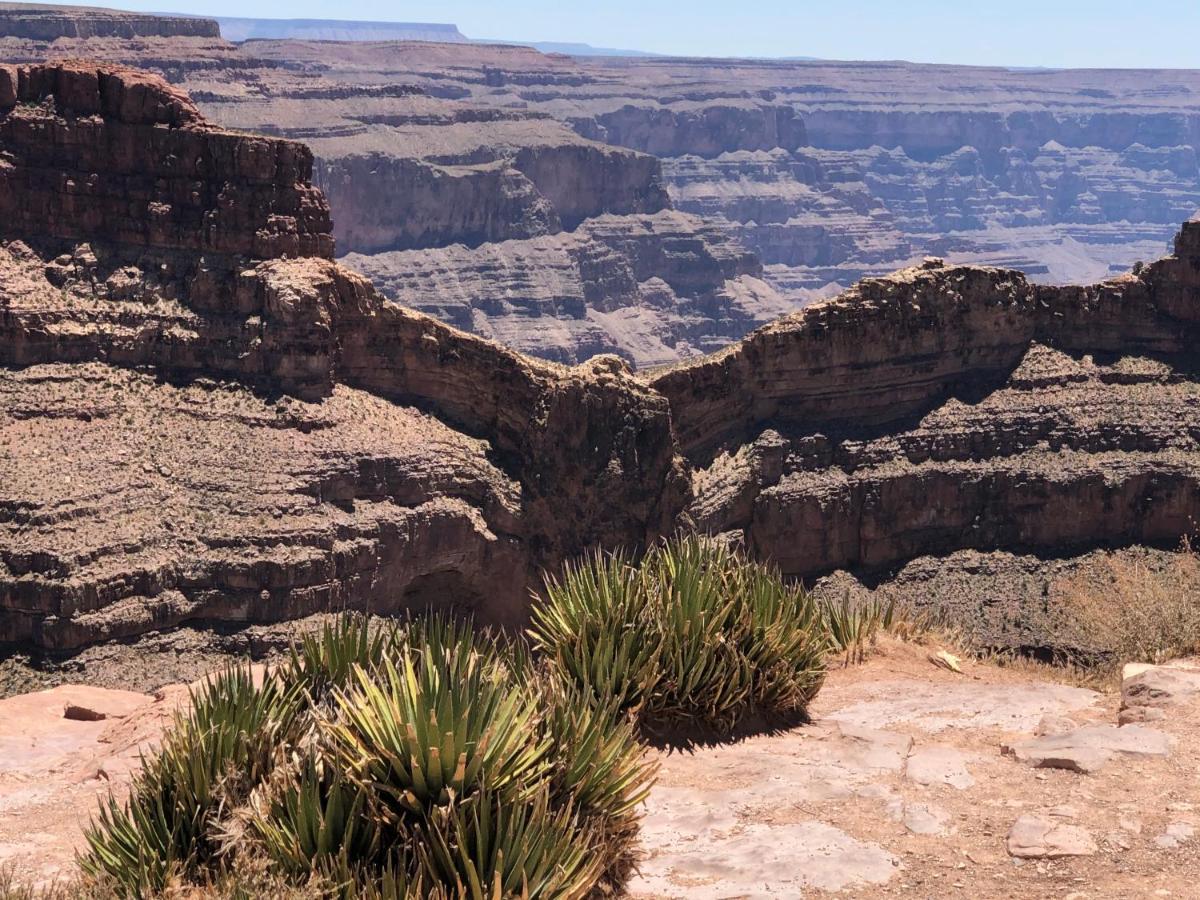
[36,0,1200,69]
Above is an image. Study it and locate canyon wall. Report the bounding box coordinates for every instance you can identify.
[10,19,1200,366]
[4,18,1200,654]
[0,63,685,650]
[0,4,219,40]
[651,227,1200,646]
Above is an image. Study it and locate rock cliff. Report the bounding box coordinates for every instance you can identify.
[651,228,1200,646]
[7,23,1200,365]
[0,4,219,40]
[4,56,1200,660]
[0,27,786,365]
[0,63,686,650]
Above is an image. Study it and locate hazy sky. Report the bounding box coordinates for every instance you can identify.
[41,0,1200,68]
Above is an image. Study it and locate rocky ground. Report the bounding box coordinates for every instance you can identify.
[631,641,1200,899]
[3,639,1198,897]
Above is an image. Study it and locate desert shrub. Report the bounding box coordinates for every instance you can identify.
[532,548,660,714]
[81,615,655,899]
[822,593,897,665]
[82,665,303,894]
[82,540,838,897]
[1048,541,1200,678]
[531,534,829,733]
[282,615,398,707]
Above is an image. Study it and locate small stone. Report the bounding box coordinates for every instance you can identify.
[1154,822,1195,850]
[902,802,953,836]
[1121,664,1200,712]
[63,703,106,722]
[906,745,975,790]
[1035,714,1077,736]
[1119,706,1166,725]
[1007,814,1098,859]
[1110,832,1133,851]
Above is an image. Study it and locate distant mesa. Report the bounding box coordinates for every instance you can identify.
[0,2,218,38]
[213,16,468,44]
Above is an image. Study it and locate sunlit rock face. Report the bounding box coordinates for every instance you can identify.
[9,23,1200,364]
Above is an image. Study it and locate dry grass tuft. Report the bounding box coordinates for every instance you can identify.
[1046,539,1200,682]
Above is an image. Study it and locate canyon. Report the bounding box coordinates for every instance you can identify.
[3,5,1200,366]
[4,13,1200,899]
[1,56,1200,671]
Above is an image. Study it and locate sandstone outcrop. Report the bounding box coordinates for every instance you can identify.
[0,61,333,260]
[5,55,1200,661]
[0,63,685,650]
[650,226,1200,644]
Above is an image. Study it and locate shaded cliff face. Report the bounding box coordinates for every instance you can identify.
[649,225,1200,647]
[0,63,686,650]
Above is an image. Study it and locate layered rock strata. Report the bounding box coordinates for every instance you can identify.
[0,63,685,649]
[0,25,787,365]
[0,4,219,40]
[6,60,1200,657]
[651,227,1200,642]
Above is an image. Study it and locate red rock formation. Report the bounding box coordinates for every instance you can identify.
[0,61,334,260]
[0,63,686,650]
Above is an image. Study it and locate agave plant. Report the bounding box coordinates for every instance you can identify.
[86,597,721,898]
[325,618,550,821]
[642,537,755,727]
[823,592,896,665]
[81,665,302,894]
[539,682,656,887]
[282,614,397,706]
[417,788,603,900]
[248,755,380,879]
[533,534,831,734]
[530,548,661,714]
[731,557,828,712]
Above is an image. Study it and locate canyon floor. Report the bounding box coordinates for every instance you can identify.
[2,638,1197,898]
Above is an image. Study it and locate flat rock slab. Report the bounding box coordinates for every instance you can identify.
[628,820,898,898]
[906,744,975,789]
[887,798,954,836]
[829,679,1100,733]
[1002,724,1172,774]
[0,684,153,776]
[1008,814,1098,858]
[1155,822,1195,850]
[1122,663,1200,712]
[832,721,914,771]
